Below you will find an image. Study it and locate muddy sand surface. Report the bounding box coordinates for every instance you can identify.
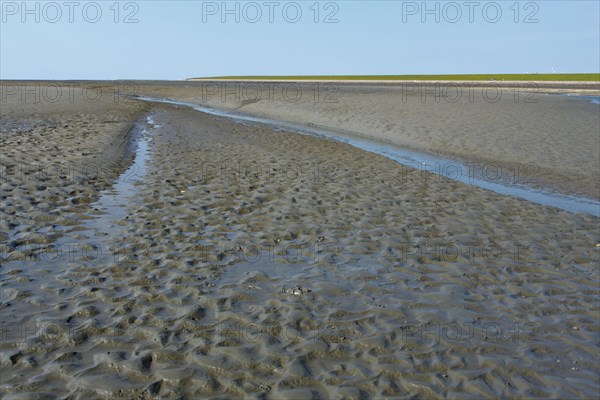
[0,83,599,399]
[134,80,600,200]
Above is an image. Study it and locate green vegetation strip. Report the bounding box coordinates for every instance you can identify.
[193,74,599,82]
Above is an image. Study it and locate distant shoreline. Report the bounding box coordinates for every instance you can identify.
[190,73,600,81]
[2,78,598,89]
[186,79,600,94]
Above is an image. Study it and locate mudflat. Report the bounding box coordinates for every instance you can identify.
[134,80,600,199]
[0,81,599,399]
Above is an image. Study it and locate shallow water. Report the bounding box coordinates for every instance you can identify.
[556,93,600,105]
[50,116,155,265]
[89,117,153,223]
[136,96,600,217]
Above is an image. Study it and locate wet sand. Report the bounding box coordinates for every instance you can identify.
[1,82,599,399]
[133,80,600,200]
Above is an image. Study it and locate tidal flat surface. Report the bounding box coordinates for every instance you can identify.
[0,84,598,399]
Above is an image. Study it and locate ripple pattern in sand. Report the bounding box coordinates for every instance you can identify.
[1,107,598,399]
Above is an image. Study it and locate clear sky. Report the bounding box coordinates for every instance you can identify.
[1,0,599,79]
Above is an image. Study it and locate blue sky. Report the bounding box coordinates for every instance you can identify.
[1,1,599,79]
